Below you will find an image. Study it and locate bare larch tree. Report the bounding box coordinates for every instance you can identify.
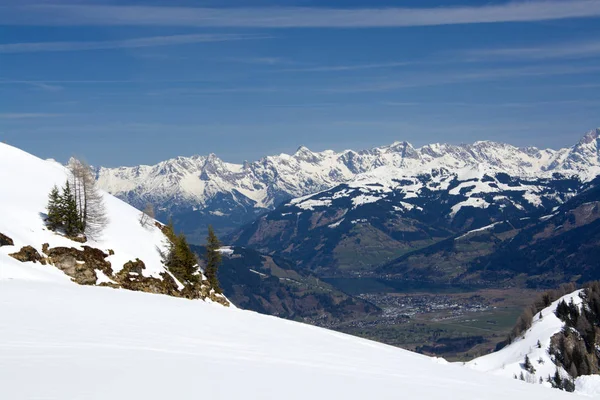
[139,203,155,228]
[68,158,109,239]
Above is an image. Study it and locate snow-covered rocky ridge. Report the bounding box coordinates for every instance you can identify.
[468,290,600,397]
[230,165,585,274]
[97,129,600,239]
[0,278,575,400]
[287,163,579,217]
[0,142,227,305]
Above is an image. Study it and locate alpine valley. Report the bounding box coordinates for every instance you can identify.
[98,128,600,358]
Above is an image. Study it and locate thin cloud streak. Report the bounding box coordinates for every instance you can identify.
[0,33,267,53]
[228,57,291,65]
[382,100,600,108]
[462,39,600,61]
[279,61,413,72]
[24,81,64,91]
[0,113,64,119]
[2,1,600,27]
[324,64,600,93]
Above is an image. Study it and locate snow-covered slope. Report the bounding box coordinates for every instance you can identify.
[0,142,170,281]
[288,163,578,215]
[0,279,574,400]
[97,129,600,230]
[0,142,225,303]
[468,291,600,396]
[468,292,582,381]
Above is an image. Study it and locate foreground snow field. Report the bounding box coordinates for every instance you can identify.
[0,280,574,400]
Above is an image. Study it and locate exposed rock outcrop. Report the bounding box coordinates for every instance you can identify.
[0,232,14,247]
[7,233,229,306]
[67,235,88,244]
[9,246,45,264]
[180,279,230,306]
[114,259,180,296]
[43,246,112,285]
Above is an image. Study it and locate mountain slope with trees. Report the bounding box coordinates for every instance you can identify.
[468,283,600,395]
[0,142,227,305]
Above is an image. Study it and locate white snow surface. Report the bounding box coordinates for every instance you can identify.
[0,142,173,281]
[575,375,600,396]
[467,291,600,396]
[0,280,574,400]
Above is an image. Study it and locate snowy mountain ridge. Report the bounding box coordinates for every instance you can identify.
[97,129,600,230]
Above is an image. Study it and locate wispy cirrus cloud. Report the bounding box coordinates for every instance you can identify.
[0,33,267,53]
[0,80,64,91]
[323,64,600,93]
[0,113,64,119]
[461,39,600,61]
[2,1,600,27]
[228,57,291,65]
[382,99,600,108]
[0,0,600,28]
[279,61,413,72]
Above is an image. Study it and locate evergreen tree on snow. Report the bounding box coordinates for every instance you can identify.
[61,181,82,237]
[46,185,62,231]
[205,225,222,294]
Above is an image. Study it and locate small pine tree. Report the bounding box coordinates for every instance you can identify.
[551,369,562,389]
[524,354,535,374]
[165,232,198,284]
[175,233,198,282]
[205,225,222,294]
[62,181,82,236]
[46,185,62,231]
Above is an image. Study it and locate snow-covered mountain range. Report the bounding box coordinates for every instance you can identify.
[97,129,600,241]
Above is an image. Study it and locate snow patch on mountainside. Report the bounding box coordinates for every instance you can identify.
[455,221,503,240]
[450,197,490,217]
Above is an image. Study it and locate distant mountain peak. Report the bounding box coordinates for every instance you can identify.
[578,128,600,145]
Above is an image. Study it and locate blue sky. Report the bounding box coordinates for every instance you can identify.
[1,0,600,166]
